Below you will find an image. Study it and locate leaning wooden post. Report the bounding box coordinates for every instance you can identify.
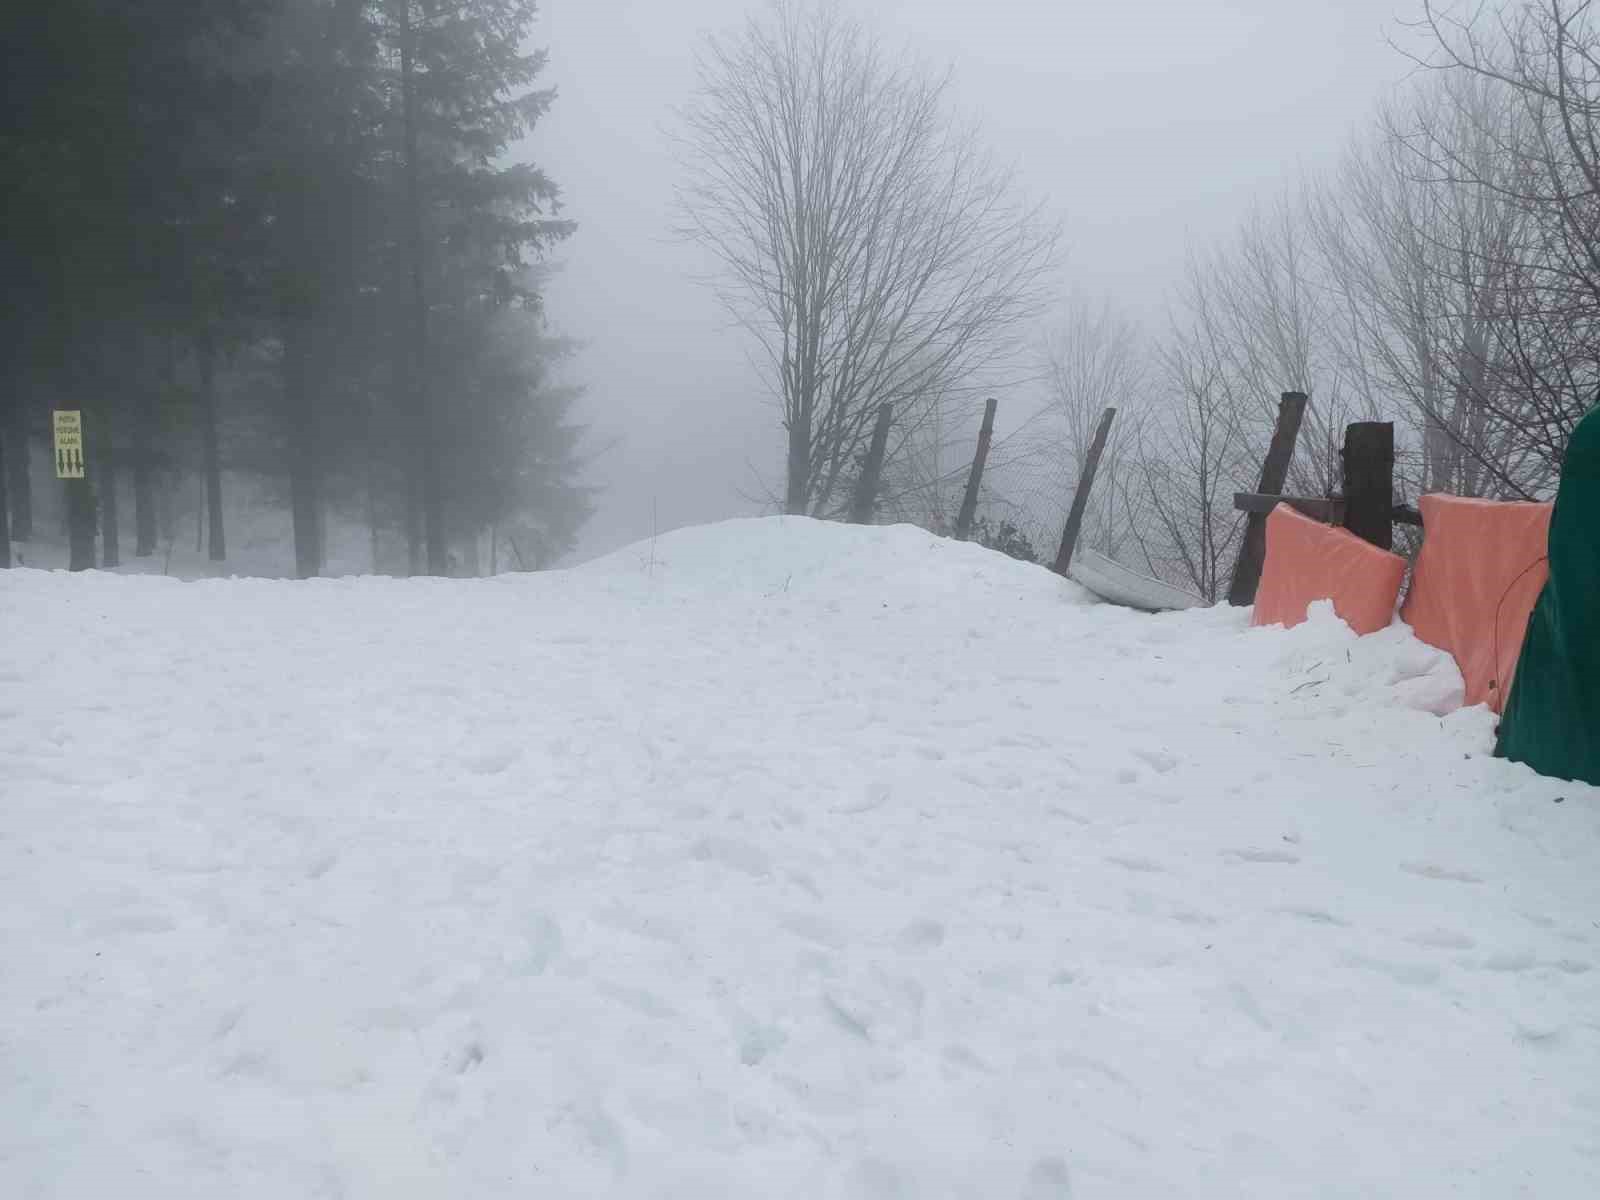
[849,402,894,525]
[1051,406,1116,576]
[1226,391,1308,607]
[954,397,998,540]
[1341,421,1395,551]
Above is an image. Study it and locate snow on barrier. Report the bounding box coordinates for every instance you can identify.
[1401,494,1552,714]
[1251,504,1406,637]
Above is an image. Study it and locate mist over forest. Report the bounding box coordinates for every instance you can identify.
[5,2,1594,583]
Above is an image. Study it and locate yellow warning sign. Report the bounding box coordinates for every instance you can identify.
[53,410,85,479]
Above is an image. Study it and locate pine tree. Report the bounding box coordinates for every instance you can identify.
[380,0,575,573]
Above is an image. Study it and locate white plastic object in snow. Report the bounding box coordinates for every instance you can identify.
[1067,547,1207,612]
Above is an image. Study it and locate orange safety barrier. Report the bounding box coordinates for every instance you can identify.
[1400,494,1552,713]
[1252,504,1406,636]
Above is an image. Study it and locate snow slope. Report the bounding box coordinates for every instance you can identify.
[2,517,1597,1198]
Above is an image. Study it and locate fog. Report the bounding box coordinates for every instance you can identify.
[538,0,1417,562]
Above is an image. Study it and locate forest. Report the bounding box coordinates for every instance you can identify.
[0,0,589,576]
[3,1,1598,595]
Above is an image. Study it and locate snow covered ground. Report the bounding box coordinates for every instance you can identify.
[3,517,1598,1198]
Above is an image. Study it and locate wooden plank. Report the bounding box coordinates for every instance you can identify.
[953,397,998,541]
[1342,421,1395,550]
[1233,493,1344,522]
[849,403,894,525]
[1233,494,1421,529]
[1226,391,1308,607]
[1052,407,1117,576]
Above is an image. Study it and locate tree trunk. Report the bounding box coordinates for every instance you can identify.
[848,403,894,525]
[283,315,321,579]
[406,468,422,574]
[0,409,11,568]
[785,410,811,515]
[396,1,445,575]
[7,382,31,542]
[98,423,119,569]
[66,474,95,571]
[197,330,226,560]
[367,469,381,573]
[132,337,158,556]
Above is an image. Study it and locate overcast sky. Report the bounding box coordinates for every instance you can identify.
[530,0,1426,562]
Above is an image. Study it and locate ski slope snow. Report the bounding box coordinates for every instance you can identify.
[2,517,1598,1197]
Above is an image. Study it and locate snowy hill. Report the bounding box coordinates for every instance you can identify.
[2,517,1597,1198]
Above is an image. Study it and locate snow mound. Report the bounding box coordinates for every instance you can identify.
[2,518,1597,1198]
[580,514,1094,603]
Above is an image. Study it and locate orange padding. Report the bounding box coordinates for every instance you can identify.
[1252,504,1406,636]
[1400,494,1552,713]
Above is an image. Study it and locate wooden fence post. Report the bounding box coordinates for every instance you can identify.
[954,397,998,540]
[1051,406,1116,576]
[1227,391,1308,607]
[849,402,894,525]
[1341,421,1395,551]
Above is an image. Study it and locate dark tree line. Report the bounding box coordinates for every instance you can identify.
[0,0,589,576]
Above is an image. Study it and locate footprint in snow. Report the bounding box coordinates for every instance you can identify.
[452,1041,485,1074]
[824,993,873,1041]
[849,1158,911,1199]
[690,836,772,877]
[460,744,521,775]
[897,918,945,950]
[836,783,890,814]
[597,981,677,1020]
[1400,862,1484,884]
[1222,847,1300,865]
[1407,929,1476,951]
[1104,855,1166,874]
[1022,1156,1074,1199]
[941,1044,990,1074]
[84,912,177,937]
[512,914,562,976]
[780,911,846,949]
[1343,953,1441,987]
[1481,949,1537,973]
[1277,907,1348,927]
[1131,748,1179,774]
[737,1023,787,1066]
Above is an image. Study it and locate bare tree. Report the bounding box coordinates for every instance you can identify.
[1309,67,1561,499]
[1036,297,1147,558]
[1132,316,1254,603]
[673,1,1058,518]
[1185,199,1368,497]
[1411,0,1600,482]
